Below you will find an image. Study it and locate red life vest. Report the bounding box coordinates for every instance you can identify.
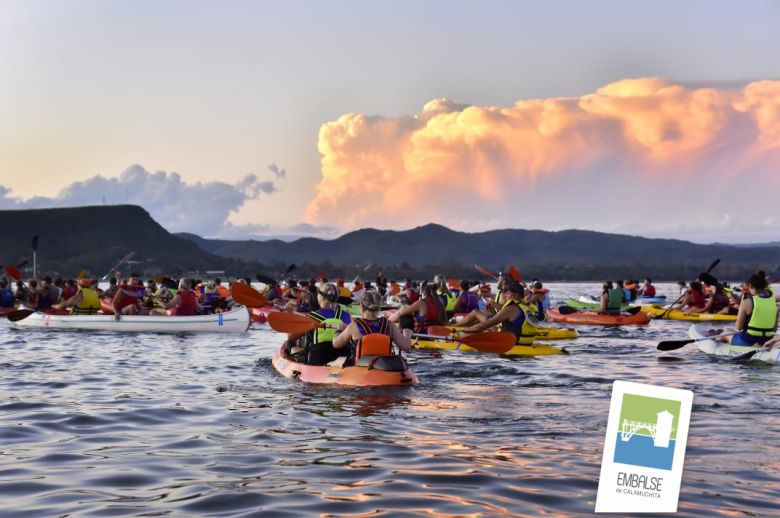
[171,290,198,316]
[115,284,140,310]
[414,297,440,332]
[688,290,705,309]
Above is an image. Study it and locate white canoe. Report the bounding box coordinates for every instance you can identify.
[13,307,250,333]
[689,324,780,364]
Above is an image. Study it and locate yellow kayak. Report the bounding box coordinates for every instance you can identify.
[641,304,737,322]
[536,327,579,340]
[414,338,567,356]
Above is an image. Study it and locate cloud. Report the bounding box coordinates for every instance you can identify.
[0,164,284,237]
[303,78,780,243]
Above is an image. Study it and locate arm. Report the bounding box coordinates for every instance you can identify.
[390,324,412,352]
[599,292,608,313]
[460,305,517,334]
[734,298,751,331]
[332,322,358,350]
[390,300,422,322]
[164,295,182,310]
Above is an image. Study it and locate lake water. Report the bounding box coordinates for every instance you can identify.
[1,283,778,517]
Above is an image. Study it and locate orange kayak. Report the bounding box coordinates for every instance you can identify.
[272,344,419,386]
[546,309,650,326]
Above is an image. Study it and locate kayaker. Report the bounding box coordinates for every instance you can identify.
[112,273,145,318]
[434,275,457,318]
[623,280,638,302]
[332,291,412,366]
[454,280,480,314]
[528,280,551,311]
[390,283,446,336]
[376,269,388,296]
[37,276,61,309]
[457,281,538,345]
[293,283,353,365]
[0,279,15,308]
[162,278,203,316]
[693,279,732,315]
[598,281,624,315]
[676,281,706,312]
[720,272,778,347]
[56,278,101,314]
[638,278,657,298]
[336,279,352,300]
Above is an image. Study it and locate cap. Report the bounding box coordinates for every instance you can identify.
[78,278,92,287]
[532,280,543,289]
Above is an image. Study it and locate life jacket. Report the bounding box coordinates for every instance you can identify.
[308,306,349,344]
[642,285,656,297]
[439,290,457,313]
[406,289,420,304]
[480,284,492,296]
[72,287,101,314]
[607,288,624,311]
[171,290,198,316]
[217,285,229,298]
[115,284,142,310]
[338,286,353,298]
[63,286,78,300]
[414,297,441,333]
[531,288,551,311]
[352,317,393,362]
[688,290,705,309]
[745,293,778,337]
[498,298,537,345]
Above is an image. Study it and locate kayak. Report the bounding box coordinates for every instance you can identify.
[414,338,567,356]
[547,308,650,326]
[12,306,251,333]
[0,307,16,317]
[272,344,419,386]
[567,296,666,310]
[250,306,279,324]
[642,304,737,322]
[535,327,579,340]
[689,324,780,364]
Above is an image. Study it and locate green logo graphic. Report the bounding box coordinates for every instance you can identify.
[614,393,681,470]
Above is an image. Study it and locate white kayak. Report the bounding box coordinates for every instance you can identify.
[689,324,780,364]
[13,307,251,333]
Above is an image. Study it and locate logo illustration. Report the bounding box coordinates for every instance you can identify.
[613,393,681,470]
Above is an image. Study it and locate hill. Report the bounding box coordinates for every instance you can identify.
[0,205,256,279]
[177,223,780,281]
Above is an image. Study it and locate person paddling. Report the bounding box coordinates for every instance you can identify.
[332,291,411,366]
[456,281,538,345]
[162,279,203,316]
[0,279,15,309]
[638,278,656,298]
[112,273,145,319]
[720,272,778,347]
[55,278,101,314]
[390,283,446,336]
[288,283,352,366]
[598,281,624,315]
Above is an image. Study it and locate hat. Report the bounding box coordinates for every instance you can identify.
[532,280,543,289]
[78,278,92,287]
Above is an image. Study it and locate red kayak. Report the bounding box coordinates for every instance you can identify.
[546,308,650,326]
[250,306,280,324]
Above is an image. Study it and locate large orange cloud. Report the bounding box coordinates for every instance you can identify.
[303,78,780,241]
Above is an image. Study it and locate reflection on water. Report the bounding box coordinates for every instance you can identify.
[1,283,778,516]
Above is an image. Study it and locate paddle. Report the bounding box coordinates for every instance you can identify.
[230,282,269,308]
[412,330,517,354]
[267,311,323,334]
[4,265,22,282]
[283,264,297,276]
[448,279,461,290]
[658,258,720,319]
[656,330,739,351]
[558,305,641,316]
[475,264,498,280]
[7,309,35,322]
[508,265,522,282]
[352,263,373,284]
[102,252,136,280]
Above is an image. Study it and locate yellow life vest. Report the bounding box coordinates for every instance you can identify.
[72,287,100,314]
[498,298,537,345]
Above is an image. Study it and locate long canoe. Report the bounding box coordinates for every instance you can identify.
[272,344,418,386]
[414,338,566,356]
[642,304,737,322]
[12,306,250,333]
[689,324,780,364]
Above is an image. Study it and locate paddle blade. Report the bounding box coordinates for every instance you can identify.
[426,325,453,337]
[230,282,269,308]
[7,309,35,322]
[4,265,22,281]
[267,311,321,334]
[626,306,642,315]
[255,273,276,285]
[474,264,496,279]
[731,350,758,362]
[508,265,522,282]
[706,258,720,273]
[656,339,693,351]
[448,279,461,290]
[284,264,297,275]
[459,332,516,354]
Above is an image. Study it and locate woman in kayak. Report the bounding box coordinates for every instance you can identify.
[690,279,732,315]
[55,278,101,314]
[332,291,411,366]
[389,283,446,336]
[721,272,778,346]
[456,281,538,345]
[598,281,624,314]
[454,280,480,313]
[296,283,353,365]
[161,278,203,316]
[676,281,706,313]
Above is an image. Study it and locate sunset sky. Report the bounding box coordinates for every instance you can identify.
[1,1,779,243]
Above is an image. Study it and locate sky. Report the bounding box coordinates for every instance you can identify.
[1,0,779,243]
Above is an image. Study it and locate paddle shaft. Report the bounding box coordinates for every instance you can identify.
[657,331,738,351]
[660,258,720,318]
